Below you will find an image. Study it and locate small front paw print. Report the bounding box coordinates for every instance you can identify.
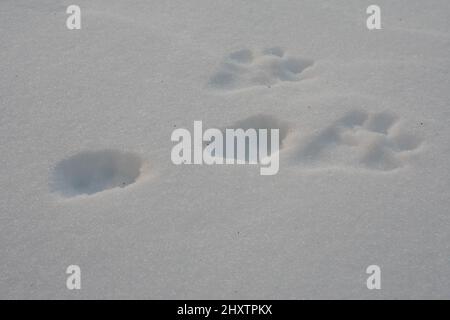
[209,47,314,91]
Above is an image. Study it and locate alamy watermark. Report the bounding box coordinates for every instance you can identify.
[66,265,81,290]
[366,265,381,290]
[171,121,280,175]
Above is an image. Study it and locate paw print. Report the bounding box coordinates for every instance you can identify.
[208,47,313,91]
[294,110,422,171]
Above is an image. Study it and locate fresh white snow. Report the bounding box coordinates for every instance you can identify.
[0,0,449,299]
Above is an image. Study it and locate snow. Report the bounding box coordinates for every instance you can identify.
[0,0,449,299]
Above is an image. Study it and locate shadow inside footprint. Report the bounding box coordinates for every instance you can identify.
[360,142,401,171]
[337,110,368,128]
[298,111,368,161]
[51,150,143,197]
[364,112,398,134]
[228,49,254,64]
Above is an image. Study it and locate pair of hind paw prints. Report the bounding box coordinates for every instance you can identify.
[209,47,314,91]
[294,110,422,171]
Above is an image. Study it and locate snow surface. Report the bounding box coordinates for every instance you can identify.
[1,0,449,299]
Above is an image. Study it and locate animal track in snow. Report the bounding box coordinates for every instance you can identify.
[205,114,291,162]
[209,47,313,91]
[52,150,144,197]
[294,110,422,171]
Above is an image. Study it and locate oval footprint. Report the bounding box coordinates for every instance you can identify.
[52,150,144,197]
